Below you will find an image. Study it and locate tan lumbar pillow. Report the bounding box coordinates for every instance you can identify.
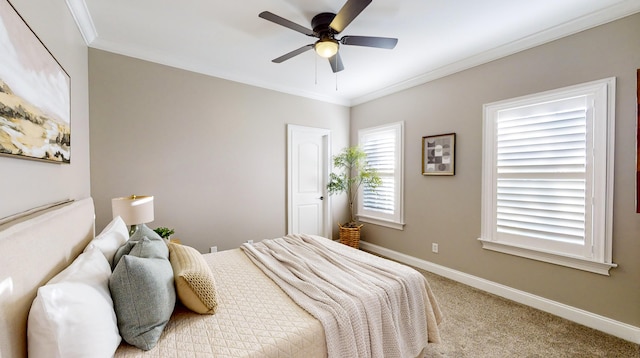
[168,242,218,314]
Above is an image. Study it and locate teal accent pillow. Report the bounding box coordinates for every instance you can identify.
[112,231,168,269]
[112,241,136,269]
[129,234,168,259]
[109,237,175,351]
[129,224,163,242]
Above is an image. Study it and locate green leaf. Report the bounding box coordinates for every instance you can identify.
[327,146,382,225]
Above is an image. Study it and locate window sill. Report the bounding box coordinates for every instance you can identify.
[358,215,405,230]
[478,238,617,276]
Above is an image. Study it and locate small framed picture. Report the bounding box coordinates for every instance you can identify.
[422,133,456,176]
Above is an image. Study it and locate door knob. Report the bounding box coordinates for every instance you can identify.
[319,196,324,200]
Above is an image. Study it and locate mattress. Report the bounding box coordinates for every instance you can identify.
[115,248,327,357]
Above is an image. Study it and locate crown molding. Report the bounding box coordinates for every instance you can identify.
[350,0,640,106]
[89,38,352,107]
[64,0,640,107]
[65,0,97,45]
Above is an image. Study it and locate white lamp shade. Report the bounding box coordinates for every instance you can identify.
[111,195,154,226]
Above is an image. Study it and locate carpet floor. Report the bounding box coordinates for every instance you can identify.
[418,269,639,357]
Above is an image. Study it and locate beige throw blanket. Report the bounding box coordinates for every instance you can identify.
[241,234,442,358]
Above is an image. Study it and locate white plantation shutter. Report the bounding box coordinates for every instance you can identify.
[362,133,395,214]
[497,179,586,243]
[358,122,404,229]
[480,78,616,275]
[496,101,588,250]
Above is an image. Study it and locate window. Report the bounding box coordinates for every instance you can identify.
[358,122,404,230]
[479,78,616,275]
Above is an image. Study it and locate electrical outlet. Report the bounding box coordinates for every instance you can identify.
[432,243,439,253]
[210,246,217,253]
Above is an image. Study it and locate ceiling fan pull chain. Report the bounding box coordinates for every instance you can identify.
[335,57,339,91]
[315,54,318,85]
[259,1,398,76]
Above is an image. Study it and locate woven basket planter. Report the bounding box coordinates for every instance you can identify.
[339,224,363,249]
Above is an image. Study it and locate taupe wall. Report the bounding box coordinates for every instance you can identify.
[0,0,90,219]
[351,14,640,326]
[89,49,350,252]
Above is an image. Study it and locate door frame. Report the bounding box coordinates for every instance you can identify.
[287,124,331,238]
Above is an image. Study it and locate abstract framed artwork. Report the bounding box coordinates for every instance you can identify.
[422,133,456,176]
[0,0,70,163]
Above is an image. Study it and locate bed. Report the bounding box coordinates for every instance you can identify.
[0,198,442,358]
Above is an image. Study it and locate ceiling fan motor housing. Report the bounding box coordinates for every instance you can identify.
[259,0,397,73]
[312,12,337,38]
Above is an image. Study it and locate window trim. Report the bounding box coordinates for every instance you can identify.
[478,78,617,275]
[357,121,405,230]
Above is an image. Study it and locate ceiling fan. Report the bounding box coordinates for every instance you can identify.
[259,0,398,73]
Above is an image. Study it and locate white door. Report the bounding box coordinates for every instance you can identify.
[287,125,331,238]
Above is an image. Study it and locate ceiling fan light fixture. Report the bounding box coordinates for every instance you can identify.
[315,39,339,58]
[260,1,398,73]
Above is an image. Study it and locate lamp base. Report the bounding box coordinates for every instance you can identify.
[129,223,163,242]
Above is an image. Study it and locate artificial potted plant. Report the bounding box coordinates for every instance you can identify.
[153,227,175,242]
[327,146,381,248]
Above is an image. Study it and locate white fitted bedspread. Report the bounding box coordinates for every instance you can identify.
[115,248,327,357]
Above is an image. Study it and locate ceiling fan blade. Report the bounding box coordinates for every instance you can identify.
[328,53,344,73]
[340,36,398,49]
[329,0,372,34]
[259,11,314,36]
[272,44,314,63]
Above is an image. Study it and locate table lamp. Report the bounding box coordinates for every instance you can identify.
[111,195,156,241]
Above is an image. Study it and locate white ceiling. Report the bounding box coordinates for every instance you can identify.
[69,0,640,106]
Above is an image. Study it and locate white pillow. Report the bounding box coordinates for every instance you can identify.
[84,216,129,265]
[28,246,121,358]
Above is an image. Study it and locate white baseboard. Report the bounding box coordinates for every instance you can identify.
[359,241,640,344]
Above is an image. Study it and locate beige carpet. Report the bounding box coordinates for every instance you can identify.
[418,270,639,357]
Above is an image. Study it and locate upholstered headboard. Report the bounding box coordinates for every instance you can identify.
[0,198,95,358]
